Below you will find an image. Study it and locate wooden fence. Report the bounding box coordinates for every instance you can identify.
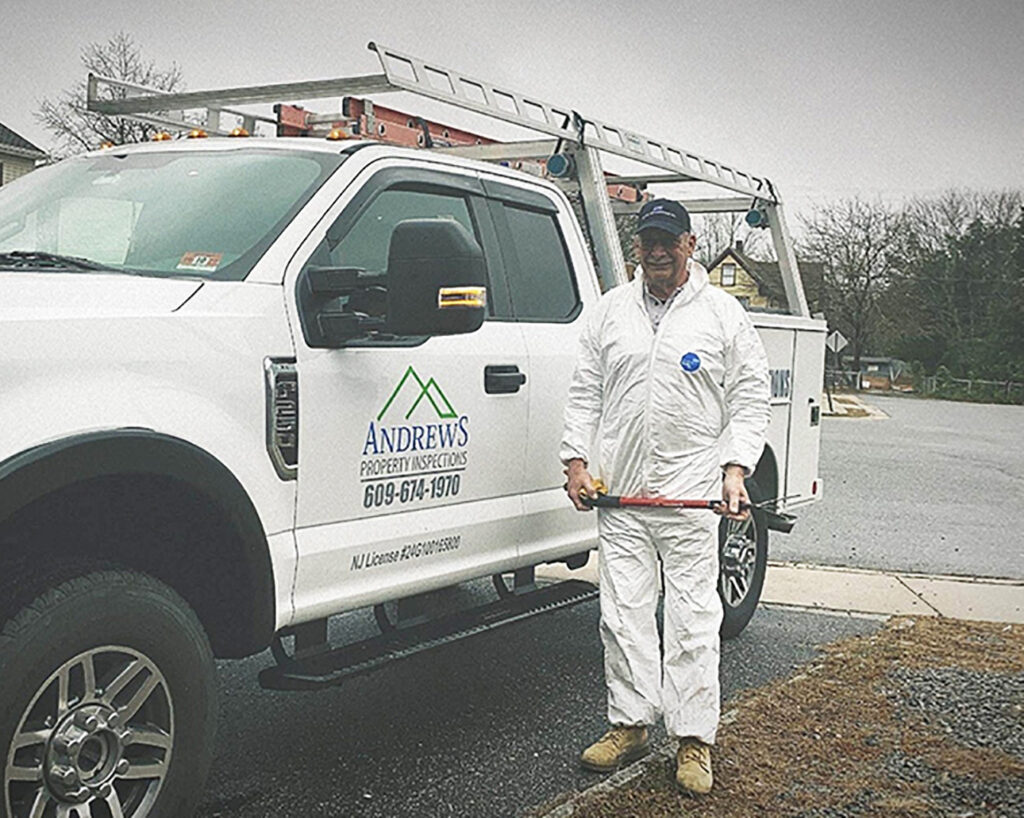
[918,375,1024,400]
[825,370,1023,403]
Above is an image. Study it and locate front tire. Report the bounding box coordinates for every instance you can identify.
[1,565,217,818]
[717,478,769,639]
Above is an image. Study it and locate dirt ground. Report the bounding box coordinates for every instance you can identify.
[548,617,1024,818]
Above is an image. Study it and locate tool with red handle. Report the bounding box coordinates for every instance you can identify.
[567,486,800,532]
[579,494,751,511]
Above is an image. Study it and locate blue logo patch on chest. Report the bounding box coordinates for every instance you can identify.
[680,352,701,373]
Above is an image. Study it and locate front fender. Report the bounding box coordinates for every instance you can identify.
[0,430,277,656]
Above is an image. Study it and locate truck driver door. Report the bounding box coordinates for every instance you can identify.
[287,160,529,621]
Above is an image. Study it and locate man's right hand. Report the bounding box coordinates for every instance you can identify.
[564,459,598,512]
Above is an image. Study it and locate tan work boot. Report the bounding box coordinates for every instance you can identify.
[676,737,713,795]
[580,725,650,772]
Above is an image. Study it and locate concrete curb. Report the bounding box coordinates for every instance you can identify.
[542,558,1024,625]
[536,743,674,818]
[766,561,1024,585]
[821,392,888,419]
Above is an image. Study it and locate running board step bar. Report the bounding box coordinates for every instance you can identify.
[258,579,598,691]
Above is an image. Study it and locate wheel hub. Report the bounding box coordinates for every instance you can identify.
[720,517,758,606]
[46,704,132,802]
[722,535,755,578]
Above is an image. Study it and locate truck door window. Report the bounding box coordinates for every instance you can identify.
[496,203,579,322]
[329,188,475,276]
[297,183,503,347]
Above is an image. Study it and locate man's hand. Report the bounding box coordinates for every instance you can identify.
[564,459,598,512]
[719,464,750,520]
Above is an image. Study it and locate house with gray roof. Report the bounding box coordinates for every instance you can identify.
[0,122,48,186]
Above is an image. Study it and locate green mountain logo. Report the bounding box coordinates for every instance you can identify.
[377,366,457,421]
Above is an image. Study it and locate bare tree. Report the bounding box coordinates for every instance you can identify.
[37,32,183,156]
[693,212,742,266]
[801,198,904,376]
[692,212,772,266]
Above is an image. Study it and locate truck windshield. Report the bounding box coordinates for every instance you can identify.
[0,148,343,281]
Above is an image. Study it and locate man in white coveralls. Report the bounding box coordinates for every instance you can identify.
[560,198,770,795]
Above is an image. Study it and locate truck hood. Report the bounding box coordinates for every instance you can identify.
[0,273,203,318]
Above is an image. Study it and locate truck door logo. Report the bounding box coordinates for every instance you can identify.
[360,367,470,495]
[377,366,457,421]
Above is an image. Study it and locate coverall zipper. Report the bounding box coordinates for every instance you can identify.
[638,286,690,498]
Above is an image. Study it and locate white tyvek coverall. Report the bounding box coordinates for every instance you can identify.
[560,260,770,743]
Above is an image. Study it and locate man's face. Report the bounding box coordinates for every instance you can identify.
[636,229,697,290]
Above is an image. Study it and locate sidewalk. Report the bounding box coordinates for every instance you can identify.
[763,561,1024,624]
[538,556,1024,625]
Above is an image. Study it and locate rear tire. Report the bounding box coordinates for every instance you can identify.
[1,564,217,818]
[717,477,768,640]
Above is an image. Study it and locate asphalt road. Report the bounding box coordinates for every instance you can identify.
[773,394,1024,580]
[196,591,877,818]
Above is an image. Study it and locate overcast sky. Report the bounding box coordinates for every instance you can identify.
[2,0,1022,218]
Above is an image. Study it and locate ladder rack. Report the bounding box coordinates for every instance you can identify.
[86,41,809,316]
[87,41,774,203]
[366,43,775,203]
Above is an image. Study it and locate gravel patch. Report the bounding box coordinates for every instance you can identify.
[885,666,1024,759]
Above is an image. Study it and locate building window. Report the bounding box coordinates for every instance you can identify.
[0,162,5,186]
[721,262,736,287]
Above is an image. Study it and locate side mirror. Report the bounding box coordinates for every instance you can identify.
[296,265,387,348]
[385,219,487,337]
[296,218,487,348]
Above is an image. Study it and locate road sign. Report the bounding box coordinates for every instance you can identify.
[826,330,848,354]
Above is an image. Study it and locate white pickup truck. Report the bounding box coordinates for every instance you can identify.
[0,44,824,818]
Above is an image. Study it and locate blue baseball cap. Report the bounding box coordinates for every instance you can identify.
[637,199,692,236]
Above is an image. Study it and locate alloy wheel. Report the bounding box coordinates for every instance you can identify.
[5,646,173,818]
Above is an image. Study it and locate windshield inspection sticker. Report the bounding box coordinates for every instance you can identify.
[176,251,223,272]
[681,352,701,373]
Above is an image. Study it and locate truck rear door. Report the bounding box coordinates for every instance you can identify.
[475,174,602,564]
